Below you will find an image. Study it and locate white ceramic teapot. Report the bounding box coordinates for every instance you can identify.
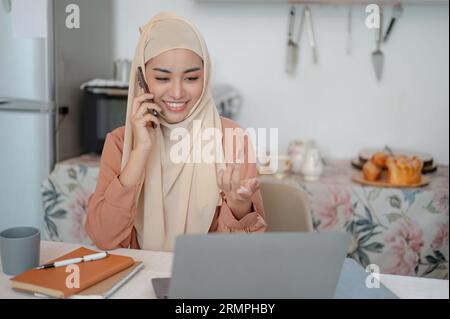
[301,147,323,181]
[288,139,314,174]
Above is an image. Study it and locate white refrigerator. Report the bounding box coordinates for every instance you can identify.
[0,0,114,234]
[0,99,54,232]
[0,0,54,233]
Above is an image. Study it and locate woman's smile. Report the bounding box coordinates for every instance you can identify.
[163,100,190,113]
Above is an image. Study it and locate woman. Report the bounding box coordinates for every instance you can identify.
[85,12,266,251]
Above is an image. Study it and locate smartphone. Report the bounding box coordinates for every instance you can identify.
[137,66,158,128]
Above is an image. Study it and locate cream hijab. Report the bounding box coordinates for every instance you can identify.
[121,12,226,251]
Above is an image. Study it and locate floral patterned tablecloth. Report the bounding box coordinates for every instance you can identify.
[41,156,449,279]
[259,160,449,279]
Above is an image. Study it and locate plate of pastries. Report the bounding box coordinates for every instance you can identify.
[352,147,437,174]
[352,148,431,188]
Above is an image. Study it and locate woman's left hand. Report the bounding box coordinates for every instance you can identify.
[217,164,260,220]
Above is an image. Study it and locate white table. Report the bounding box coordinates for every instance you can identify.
[0,241,448,299]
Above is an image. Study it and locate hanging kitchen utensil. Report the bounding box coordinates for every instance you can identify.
[384,3,403,43]
[286,6,298,74]
[294,5,306,66]
[286,5,317,73]
[346,5,352,55]
[371,5,384,81]
[304,6,318,64]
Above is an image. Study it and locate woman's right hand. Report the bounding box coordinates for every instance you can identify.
[131,93,162,153]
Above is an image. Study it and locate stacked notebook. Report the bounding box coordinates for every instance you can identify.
[10,247,144,299]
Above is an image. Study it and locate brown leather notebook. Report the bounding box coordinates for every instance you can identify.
[10,247,135,298]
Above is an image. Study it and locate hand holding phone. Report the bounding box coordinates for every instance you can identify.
[129,68,161,153]
[137,66,159,128]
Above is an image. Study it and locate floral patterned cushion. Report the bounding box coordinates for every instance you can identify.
[41,155,99,245]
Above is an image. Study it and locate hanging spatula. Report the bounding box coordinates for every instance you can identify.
[371,6,384,81]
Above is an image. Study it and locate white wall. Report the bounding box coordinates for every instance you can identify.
[0,7,47,101]
[112,0,449,164]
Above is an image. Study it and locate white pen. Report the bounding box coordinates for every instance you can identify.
[35,252,109,270]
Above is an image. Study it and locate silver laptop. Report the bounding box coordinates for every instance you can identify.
[152,232,352,299]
